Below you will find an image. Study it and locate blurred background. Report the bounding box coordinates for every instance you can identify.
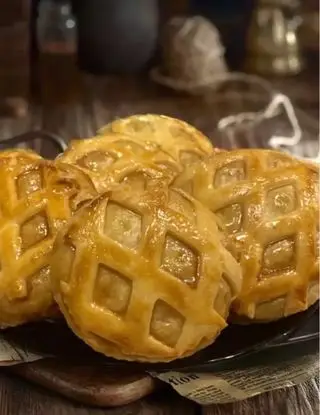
[0,0,318,157]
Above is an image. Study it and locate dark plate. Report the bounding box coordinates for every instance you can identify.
[157,301,319,372]
[0,130,67,157]
[2,301,318,373]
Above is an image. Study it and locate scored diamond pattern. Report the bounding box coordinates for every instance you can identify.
[77,151,116,172]
[150,299,185,348]
[266,185,297,217]
[20,211,50,252]
[104,202,142,251]
[93,264,132,315]
[261,238,295,278]
[16,170,42,199]
[121,172,149,193]
[121,118,154,134]
[161,234,199,287]
[215,203,242,233]
[214,160,246,187]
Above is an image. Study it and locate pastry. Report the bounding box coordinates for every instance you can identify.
[0,148,42,164]
[56,133,181,192]
[174,148,319,321]
[97,114,214,166]
[51,179,242,362]
[0,154,97,328]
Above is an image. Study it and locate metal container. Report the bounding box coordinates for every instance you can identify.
[245,0,304,76]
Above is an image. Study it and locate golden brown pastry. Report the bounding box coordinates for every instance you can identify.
[0,148,43,164]
[98,114,214,166]
[174,148,319,322]
[51,179,242,362]
[56,133,181,193]
[0,154,97,328]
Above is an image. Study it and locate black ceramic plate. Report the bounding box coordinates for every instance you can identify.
[163,301,319,372]
[2,301,318,373]
[0,131,67,156]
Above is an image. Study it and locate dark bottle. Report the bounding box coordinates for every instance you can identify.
[74,0,159,75]
[36,0,80,106]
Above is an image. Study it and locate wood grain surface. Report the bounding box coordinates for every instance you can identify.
[0,54,318,414]
[0,372,198,415]
[0,371,318,415]
[8,359,159,407]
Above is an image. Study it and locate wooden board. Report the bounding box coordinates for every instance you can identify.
[7,359,160,407]
[1,321,162,407]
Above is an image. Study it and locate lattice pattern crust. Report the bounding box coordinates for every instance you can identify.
[0,152,97,328]
[51,180,242,362]
[174,148,319,321]
[57,133,181,193]
[98,114,214,165]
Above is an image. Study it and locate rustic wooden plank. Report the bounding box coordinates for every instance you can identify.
[201,379,319,415]
[9,360,158,408]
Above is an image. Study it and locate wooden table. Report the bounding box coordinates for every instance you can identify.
[0,53,318,144]
[0,55,318,414]
[0,371,318,415]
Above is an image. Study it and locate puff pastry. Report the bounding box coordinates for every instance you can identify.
[174,149,319,321]
[51,179,242,362]
[57,133,181,192]
[98,114,214,166]
[0,154,97,328]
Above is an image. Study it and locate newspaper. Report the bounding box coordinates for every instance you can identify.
[0,331,318,405]
[0,339,44,366]
[151,353,319,405]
